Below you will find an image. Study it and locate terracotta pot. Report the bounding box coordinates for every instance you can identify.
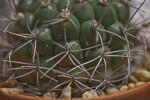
[0,82,150,100]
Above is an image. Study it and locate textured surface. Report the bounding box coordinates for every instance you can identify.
[0,0,149,98]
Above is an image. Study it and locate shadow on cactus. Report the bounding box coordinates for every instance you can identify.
[0,0,147,98]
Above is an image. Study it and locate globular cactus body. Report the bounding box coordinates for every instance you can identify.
[2,0,140,98]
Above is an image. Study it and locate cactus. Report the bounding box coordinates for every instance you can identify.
[0,0,146,98]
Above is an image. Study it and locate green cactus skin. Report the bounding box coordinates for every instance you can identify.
[71,1,95,24]
[40,57,54,68]
[36,28,54,56]
[12,41,31,62]
[89,67,112,86]
[32,3,57,27]
[111,45,127,70]
[55,0,72,12]
[18,12,34,33]
[54,41,82,67]
[28,0,41,13]
[127,24,138,42]
[4,0,138,97]
[58,66,89,84]
[93,1,118,28]
[111,0,130,23]
[80,20,106,48]
[51,15,80,42]
[84,46,111,70]
[39,57,55,77]
[17,0,33,13]
[107,21,125,50]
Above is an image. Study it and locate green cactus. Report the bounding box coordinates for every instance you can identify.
[1,0,142,98]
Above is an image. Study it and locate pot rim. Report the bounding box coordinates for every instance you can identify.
[0,81,150,100]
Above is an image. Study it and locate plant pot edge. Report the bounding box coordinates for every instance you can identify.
[1,81,150,100]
